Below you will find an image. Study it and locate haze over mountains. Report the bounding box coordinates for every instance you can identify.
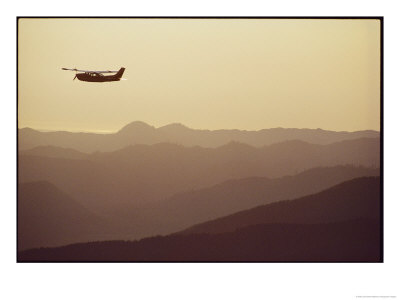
[19,138,379,213]
[132,166,380,236]
[19,121,380,152]
[18,181,106,250]
[17,165,379,249]
[180,177,380,235]
[17,122,382,261]
[19,177,381,262]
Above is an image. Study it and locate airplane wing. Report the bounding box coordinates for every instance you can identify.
[61,68,119,73]
[93,70,120,74]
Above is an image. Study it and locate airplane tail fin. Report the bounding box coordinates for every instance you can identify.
[115,67,125,79]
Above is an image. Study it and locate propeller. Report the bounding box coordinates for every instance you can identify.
[73,74,77,80]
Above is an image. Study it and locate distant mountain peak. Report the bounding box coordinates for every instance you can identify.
[117,121,155,134]
[19,127,38,132]
[158,123,191,131]
[19,120,380,152]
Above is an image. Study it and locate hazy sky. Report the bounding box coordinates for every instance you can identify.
[18,18,380,132]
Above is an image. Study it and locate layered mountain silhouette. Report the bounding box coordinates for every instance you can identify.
[128,166,379,236]
[18,181,106,250]
[19,121,379,152]
[20,145,87,160]
[19,138,379,215]
[18,177,381,262]
[18,165,379,247]
[180,177,380,235]
[17,181,151,250]
[17,122,382,261]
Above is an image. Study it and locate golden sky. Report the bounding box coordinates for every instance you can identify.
[18,18,380,132]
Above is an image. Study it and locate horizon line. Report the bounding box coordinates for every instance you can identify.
[18,121,380,134]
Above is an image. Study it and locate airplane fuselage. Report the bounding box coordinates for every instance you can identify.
[76,73,121,82]
[66,67,126,82]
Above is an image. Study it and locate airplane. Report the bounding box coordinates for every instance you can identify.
[61,67,125,82]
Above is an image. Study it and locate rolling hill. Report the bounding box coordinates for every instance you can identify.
[18,219,380,262]
[18,166,380,248]
[18,177,381,262]
[180,177,380,235]
[131,166,380,236]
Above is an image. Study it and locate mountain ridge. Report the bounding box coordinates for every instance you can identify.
[19,138,380,215]
[18,181,107,250]
[19,219,381,262]
[179,176,381,236]
[18,176,381,262]
[20,121,380,135]
[19,121,380,152]
[125,166,379,237]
